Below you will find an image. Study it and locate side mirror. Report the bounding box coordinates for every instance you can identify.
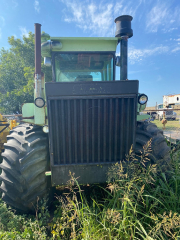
[41,32,50,43]
[44,57,51,67]
[115,56,120,67]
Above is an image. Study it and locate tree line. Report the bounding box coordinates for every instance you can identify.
[0,33,51,114]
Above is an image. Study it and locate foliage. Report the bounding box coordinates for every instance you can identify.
[0,197,49,239]
[0,145,180,239]
[49,144,180,239]
[0,32,52,114]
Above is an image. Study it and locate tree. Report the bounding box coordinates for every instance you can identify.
[0,32,52,114]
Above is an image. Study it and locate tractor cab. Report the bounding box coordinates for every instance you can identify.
[41,37,118,82]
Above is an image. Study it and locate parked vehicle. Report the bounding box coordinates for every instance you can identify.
[0,114,17,155]
[156,104,177,120]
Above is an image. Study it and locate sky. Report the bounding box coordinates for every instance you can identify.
[0,0,180,107]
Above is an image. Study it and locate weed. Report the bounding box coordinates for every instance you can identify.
[0,142,180,239]
[51,141,180,239]
[0,197,49,239]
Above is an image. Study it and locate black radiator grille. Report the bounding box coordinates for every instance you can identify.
[48,96,136,165]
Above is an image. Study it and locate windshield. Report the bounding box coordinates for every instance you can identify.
[158,104,163,109]
[54,53,114,82]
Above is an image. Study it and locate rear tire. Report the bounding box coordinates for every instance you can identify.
[135,121,170,168]
[0,124,50,213]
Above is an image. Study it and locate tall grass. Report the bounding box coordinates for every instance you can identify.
[50,143,180,239]
[0,142,180,239]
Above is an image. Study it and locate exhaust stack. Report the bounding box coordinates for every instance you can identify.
[115,15,133,80]
[34,23,42,99]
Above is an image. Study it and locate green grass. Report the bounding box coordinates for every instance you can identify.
[153,119,180,130]
[0,144,180,239]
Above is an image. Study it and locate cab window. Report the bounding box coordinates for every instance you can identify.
[54,53,114,82]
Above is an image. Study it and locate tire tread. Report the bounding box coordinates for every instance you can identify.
[0,123,49,213]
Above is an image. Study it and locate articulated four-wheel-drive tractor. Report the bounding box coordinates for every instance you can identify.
[0,15,170,212]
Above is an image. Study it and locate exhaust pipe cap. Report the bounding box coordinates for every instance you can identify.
[114,15,133,38]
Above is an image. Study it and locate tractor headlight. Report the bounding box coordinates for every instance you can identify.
[35,97,45,108]
[43,125,49,133]
[138,94,148,105]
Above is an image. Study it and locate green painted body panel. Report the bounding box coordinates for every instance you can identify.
[22,103,34,124]
[51,37,119,51]
[137,114,150,121]
[139,102,147,112]
[41,37,119,57]
[21,70,47,125]
[22,103,47,126]
[34,105,46,125]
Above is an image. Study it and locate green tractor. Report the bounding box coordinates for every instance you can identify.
[0,15,170,212]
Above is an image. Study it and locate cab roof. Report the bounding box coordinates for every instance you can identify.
[50,37,119,52]
[41,37,120,57]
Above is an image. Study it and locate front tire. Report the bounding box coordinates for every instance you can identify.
[0,124,50,213]
[135,121,170,168]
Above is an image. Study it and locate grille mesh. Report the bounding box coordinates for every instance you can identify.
[48,96,136,165]
[166,110,173,116]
